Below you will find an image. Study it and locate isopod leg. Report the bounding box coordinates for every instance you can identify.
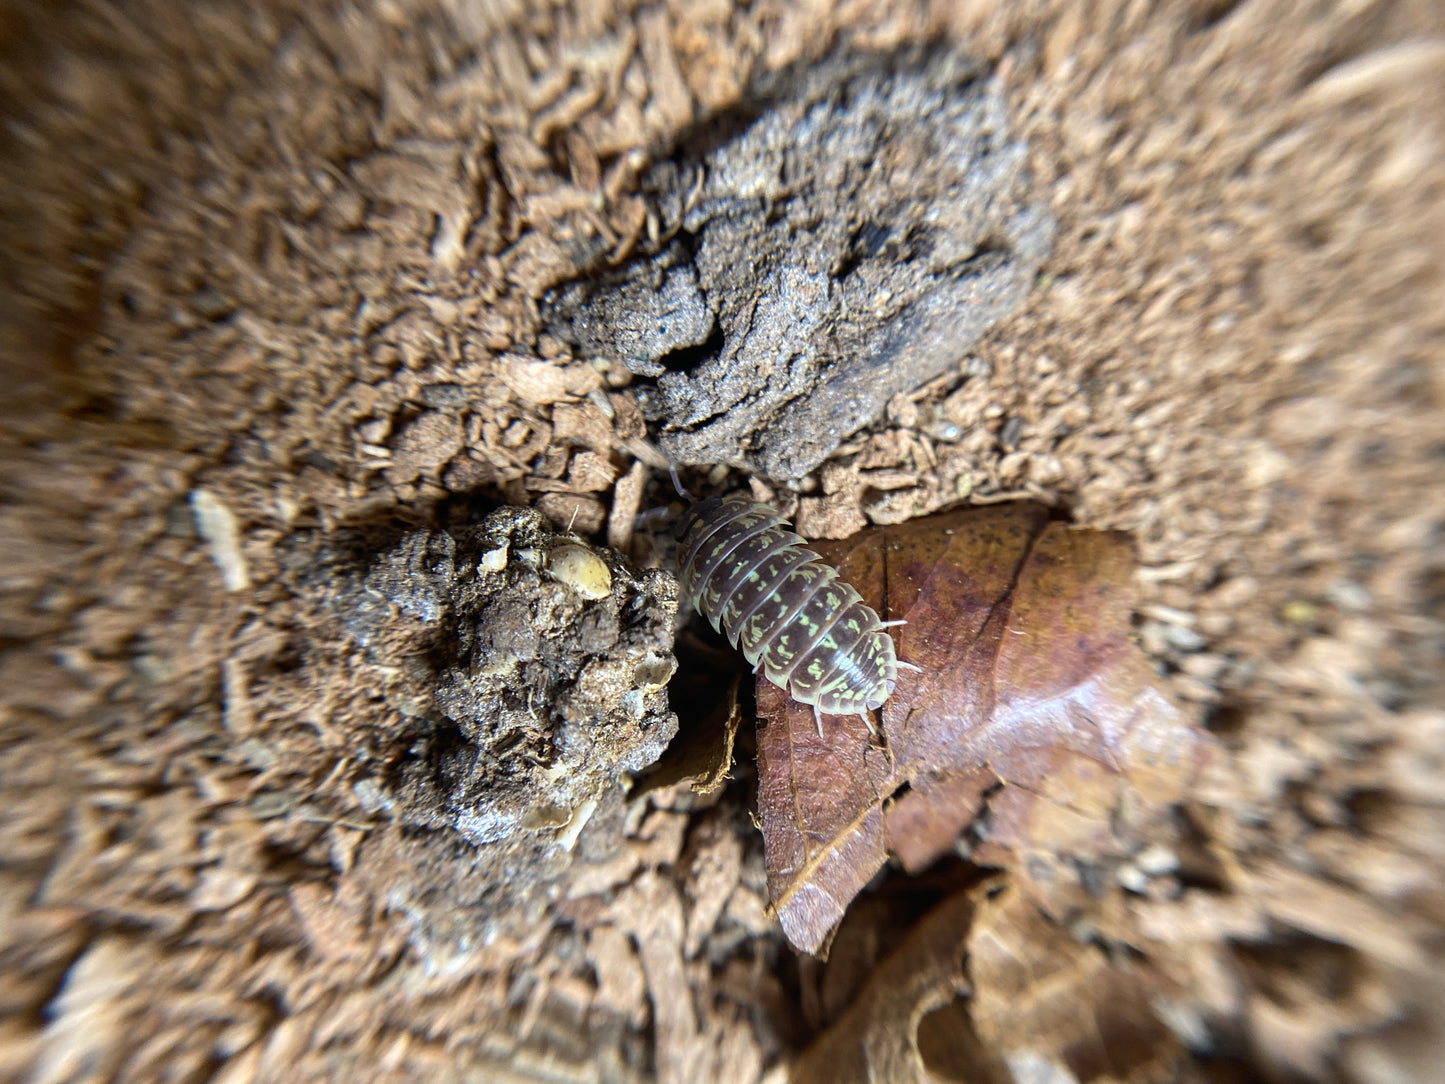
[812,703,824,739]
[896,661,924,673]
[859,710,878,737]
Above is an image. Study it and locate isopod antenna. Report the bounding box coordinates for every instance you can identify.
[668,461,693,503]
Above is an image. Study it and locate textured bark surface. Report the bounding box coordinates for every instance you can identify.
[545,50,1053,481]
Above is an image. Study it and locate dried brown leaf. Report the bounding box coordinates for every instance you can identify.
[967,885,1183,1082]
[757,504,1208,954]
[794,882,1183,1084]
[790,887,995,1084]
[756,677,890,954]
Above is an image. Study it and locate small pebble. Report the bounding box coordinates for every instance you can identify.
[1209,576,1258,609]
[1139,622,1170,657]
[1172,675,1222,703]
[1181,652,1229,681]
[1135,844,1179,875]
[249,791,294,820]
[1146,876,1182,902]
[1141,603,1198,627]
[1219,657,1259,690]
[587,386,616,420]
[1279,599,1319,625]
[545,542,612,600]
[886,394,920,428]
[190,286,234,320]
[927,415,963,442]
[191,488,251,592]
[1326,579,1372,612]
[1117,863,1149,895]
[1197,611,1234,638]
[420,383,470,408]
[1164,625,1208,653]
[478,545,509,573]
[356,418,390,443]
[352,779,386,814]
[999,416,1024,450]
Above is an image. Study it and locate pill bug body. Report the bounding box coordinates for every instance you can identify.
[677,493,907,734]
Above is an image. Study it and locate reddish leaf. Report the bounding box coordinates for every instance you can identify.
[756,504,1208,955]
[756,679,891,950]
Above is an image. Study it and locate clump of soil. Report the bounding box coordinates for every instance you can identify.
[277,508,677,953]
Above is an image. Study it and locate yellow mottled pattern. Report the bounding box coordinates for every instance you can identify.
[720,545,811,646]
[808,616,898,716]
[679,495,900,718]
[757,571,849,688]
[676,495,764,601]
[735,559,824,661]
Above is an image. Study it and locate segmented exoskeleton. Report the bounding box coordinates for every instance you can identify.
[676,493,919,737]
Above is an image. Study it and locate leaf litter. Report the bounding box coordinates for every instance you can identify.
[757,503,1210,955]
[793,881,1186,1084]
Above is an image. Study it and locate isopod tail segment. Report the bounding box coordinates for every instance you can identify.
[883,623,925,673]
[809,620,925,738]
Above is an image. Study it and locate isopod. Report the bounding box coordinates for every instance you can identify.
[676,492,920,737]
